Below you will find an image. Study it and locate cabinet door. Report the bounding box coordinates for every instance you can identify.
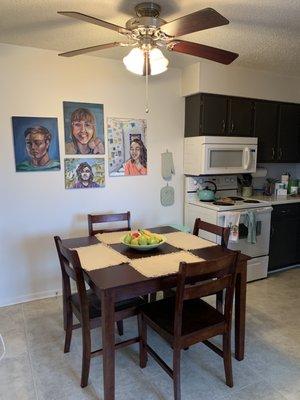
[184,94,201,137]
[253,101,279,162]
[201,94,227,136]
[277,104,300,162]
[228,98,253,136]
[269,204,300,271]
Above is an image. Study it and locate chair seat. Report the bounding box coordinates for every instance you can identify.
[71,289,145,320]
[140,297,225,337]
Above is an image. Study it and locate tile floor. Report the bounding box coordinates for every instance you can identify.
[0,268,299,400]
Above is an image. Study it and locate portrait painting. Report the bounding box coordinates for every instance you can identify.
[63,101,105,155]
[64,158,105,189]
[107,118,147,177]
[12,116,60,172]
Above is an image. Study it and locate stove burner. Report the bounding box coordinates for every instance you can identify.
[213,201,235,206]
[228,196,244,201]
[243,199,260,204]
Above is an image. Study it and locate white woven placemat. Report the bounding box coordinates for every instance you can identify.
[95,231,130,245]
[165,231,216,250]
[74,243,130,271]
[130,251,204,277]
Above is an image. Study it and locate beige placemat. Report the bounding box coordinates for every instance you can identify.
[74,243,130,271]
[165,231,216,250]
[130,251,205,278]
[95,231,130,245]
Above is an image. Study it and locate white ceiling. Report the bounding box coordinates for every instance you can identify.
[1,0,300,76]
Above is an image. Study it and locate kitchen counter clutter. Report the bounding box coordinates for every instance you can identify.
[251,193,300,205]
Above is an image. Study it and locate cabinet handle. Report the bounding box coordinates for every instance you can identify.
[230,121,234,134]
[272,147,275,160]
[221,120,226,134]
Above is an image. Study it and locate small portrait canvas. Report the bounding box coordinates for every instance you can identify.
[64,158,105,189]
[107,118,147,177]
[12,116,60,172]
[63,101,105,155]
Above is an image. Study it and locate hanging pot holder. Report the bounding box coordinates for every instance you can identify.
[160,184,175,206]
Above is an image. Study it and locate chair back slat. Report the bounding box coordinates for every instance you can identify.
[183,275,231,300]
[193,218,230,247]
[88,211,131,235]
[184,254,235,278]
[54,236,90,324]
[173,251,239,338]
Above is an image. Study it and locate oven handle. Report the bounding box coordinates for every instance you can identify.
[219,207,273,218]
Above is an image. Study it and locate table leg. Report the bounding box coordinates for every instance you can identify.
[235,263,247,361]
[101,289,115,400]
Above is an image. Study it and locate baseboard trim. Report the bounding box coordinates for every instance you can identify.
[0,288,63,308]
[268,264,299,275]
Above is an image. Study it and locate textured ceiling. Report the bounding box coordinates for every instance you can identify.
[0,0,300,76]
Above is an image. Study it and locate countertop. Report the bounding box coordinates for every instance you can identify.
[251,193,300,205]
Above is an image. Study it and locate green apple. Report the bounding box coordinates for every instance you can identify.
[131,237,139,246]
[149,237,158,245]
[138,235,148,246]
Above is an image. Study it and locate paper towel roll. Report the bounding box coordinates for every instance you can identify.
[251,167,267,178]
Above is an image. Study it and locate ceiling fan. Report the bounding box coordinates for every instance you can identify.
[58,2,238,76]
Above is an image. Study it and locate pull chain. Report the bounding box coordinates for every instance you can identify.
[145,50,149,113]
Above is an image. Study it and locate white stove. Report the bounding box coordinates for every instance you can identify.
[184,175,273,282]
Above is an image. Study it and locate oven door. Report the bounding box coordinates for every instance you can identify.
[218,207,272,258]
[204,144,257,174]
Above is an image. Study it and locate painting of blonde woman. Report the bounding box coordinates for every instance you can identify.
[63,102,105,155]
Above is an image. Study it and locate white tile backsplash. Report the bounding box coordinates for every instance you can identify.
[253,163,300,189]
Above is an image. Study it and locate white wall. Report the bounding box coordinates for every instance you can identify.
[182,61,300,103]
[0,44,184,306]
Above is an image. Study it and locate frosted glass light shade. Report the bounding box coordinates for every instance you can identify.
[123,47,169,76]
[149,48,169,75]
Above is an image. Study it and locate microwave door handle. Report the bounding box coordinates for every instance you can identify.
[243,147,251,170]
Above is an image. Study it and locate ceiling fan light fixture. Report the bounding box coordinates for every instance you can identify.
[123,48,145,75]
[123,47,168,76]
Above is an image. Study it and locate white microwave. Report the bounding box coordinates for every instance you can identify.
[184,136,257,175]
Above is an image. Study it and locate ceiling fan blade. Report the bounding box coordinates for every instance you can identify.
[161,8,229,37]
[167,40,238,65]
[58,42,121,57]
[58,11,130,35]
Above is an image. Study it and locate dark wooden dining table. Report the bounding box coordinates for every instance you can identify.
[62,226,248,400]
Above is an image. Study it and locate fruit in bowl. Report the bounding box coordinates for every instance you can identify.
[121,230,166,251]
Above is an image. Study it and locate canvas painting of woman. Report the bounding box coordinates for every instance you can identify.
[63,102,105,155]
[107,118,147,177]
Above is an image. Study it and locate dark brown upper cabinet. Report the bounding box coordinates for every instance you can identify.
[228,97,253,137]
[277,104,300,162]
[201,94,227,136]
[253,101,279,163]
[184,93,253,137]
[185,92,300,163]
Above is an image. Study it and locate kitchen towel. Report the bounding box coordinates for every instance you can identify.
[161,151,175,180]
[244,211,257,244]
[224,212,241,242]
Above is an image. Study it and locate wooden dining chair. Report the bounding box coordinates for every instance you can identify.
[87,211,132,331]
[138,251,239,400]
[54,236,144,388]
[88,211,131,236]
[193,218,230,248]
[193,218,230,312]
